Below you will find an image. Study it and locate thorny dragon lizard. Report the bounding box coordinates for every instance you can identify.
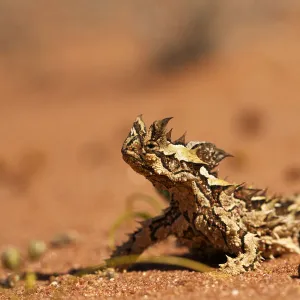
[111,116,300,275]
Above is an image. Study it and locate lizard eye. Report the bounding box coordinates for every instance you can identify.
[146,142,157,150]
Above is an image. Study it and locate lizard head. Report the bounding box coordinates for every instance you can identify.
[122,115,231,178]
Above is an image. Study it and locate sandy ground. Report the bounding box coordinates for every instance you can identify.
[0,2,300,299]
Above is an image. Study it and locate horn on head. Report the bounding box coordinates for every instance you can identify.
[166,128,173,142]
[148,117,173,140]
[132,114,146,136]
[174,132,186,145]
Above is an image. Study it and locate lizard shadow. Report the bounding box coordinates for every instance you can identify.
[127,251,227,272]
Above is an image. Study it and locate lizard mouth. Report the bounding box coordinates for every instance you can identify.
[122,149,144,166]
[122,150,155,176]
[122,150,140,161]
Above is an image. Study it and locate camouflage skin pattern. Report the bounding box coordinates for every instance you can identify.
[111,116,300,275]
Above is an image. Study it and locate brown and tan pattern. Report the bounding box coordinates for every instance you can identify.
[111,116,300,275]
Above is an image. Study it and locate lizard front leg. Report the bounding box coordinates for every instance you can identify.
[110,207,178,263]
[220,232,261,275]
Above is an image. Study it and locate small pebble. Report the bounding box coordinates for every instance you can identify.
[235,108,263,137]
[284,166,300,183]
[1,247,21,270]
[232,289,239,296]
[50,281,59,287]
[28,240,47,260]
[103,268,116,280]
[50,230,80,248]
[5,273,20,288]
